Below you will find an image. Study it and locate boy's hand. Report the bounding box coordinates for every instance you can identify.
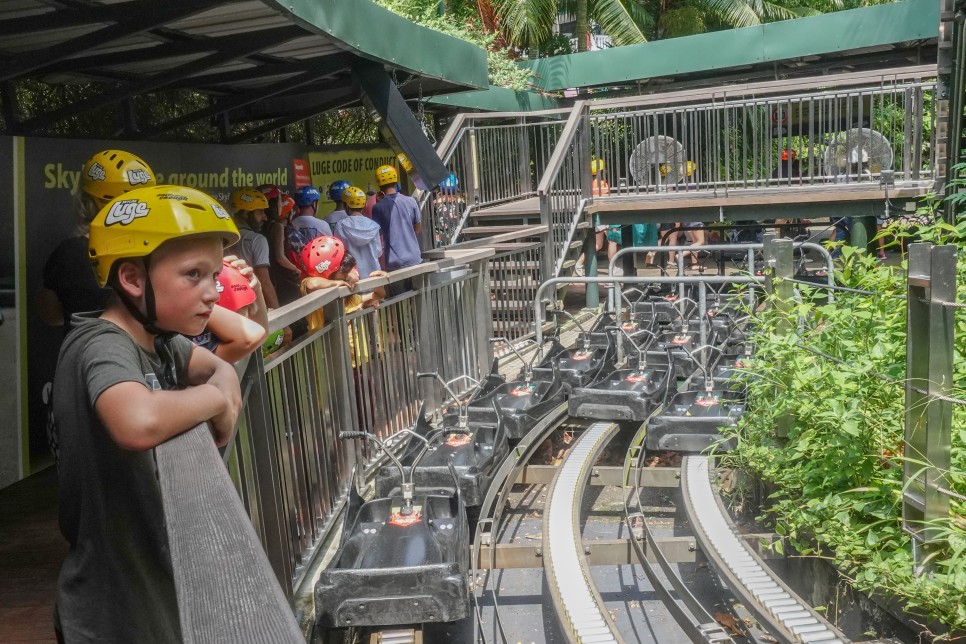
[224,254,260,292]
[368,270,389,279]
[361,297,380,310]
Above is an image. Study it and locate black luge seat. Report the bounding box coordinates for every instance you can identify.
[376,401,509,507]
[568,325,672,421]
[316,431,470,629]
[646,389,744,452]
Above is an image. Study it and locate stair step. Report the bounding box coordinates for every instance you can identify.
[462,225,544,237]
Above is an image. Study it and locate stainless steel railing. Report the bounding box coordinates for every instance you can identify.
[227,253,495,596]
[588,79,937,196]
[488,235,548,343]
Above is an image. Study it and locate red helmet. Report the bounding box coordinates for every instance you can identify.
[257,184,280,201]
[216,260,257,312]
[781,149,797,161]
[278,193,296,221]
[301,235,346,279]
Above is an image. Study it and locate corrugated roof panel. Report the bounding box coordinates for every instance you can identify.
[0,0,53,20]
[61,34,168,59]
[166,2,287,37]
[101,52,212,75]
[0,23,107,54]
[259,36,342,59]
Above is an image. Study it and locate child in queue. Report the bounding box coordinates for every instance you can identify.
[51,185,243,642]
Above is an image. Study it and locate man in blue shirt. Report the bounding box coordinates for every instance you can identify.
[371,165,422,295]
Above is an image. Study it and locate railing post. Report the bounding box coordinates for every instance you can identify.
[322,298,363,492]
[234,353,295,593]
[764,234,795,437]
[517,117,531,196]
[467,127,481,206]
[412,273,442,412]
[904,243,955,576]
[471,258,495,374]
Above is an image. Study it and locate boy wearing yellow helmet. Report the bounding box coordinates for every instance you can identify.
[38,149,156,328]
[333,186,383,280]
[51,185,244,642]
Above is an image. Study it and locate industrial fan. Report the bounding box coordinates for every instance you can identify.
[823,128,894,176]
[628,135,688,188]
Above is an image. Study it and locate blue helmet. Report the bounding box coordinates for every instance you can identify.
[440,173,459,194]
[294,186,321,207]
[328,179,351,202]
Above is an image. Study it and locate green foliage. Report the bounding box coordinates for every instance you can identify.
[375,0,535,90]
[722,216,966,632]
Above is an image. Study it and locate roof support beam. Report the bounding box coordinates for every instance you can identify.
[37,26,306,77]
[164,54,352,90]
[226,87,357,144]
[136,66,348,140]
[17,28,302,134]
[0,0,230,83]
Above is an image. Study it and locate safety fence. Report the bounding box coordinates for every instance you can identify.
[488,237,548,343]
[421,111,569,248]
[587,78,937,195]
[225,251,494,597]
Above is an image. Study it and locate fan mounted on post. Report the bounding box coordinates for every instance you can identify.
[628,135,687,188]
[823,128,894,176]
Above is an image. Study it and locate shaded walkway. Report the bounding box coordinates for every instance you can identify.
[0,468,63,643]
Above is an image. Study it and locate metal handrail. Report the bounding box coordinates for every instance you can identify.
[553,197,590,277]
[536,100,587,196]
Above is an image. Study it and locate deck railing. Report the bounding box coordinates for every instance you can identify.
[587,78,938,196]
[227,252,495,596]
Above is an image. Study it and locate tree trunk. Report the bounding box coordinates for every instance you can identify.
[576,0,589,52]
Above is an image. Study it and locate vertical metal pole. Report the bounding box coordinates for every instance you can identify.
[584,230,599,308]
[468,128,481,206]
[412,274,441,412]
[904,243,955,575]
[517,117,531,196]
[764,235,795,437]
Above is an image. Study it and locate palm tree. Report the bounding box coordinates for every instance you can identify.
[489,0,652,51]
[486,0,809,50]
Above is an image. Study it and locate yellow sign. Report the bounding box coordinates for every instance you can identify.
[308,147,405,216]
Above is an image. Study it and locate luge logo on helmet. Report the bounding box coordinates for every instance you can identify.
[212,204,230,220]
[215,280,224,294]
[240,193,254,203]
[127,169,151,185]
[315,260,331,275]
[87,163,106,181]
[104,200,150,226]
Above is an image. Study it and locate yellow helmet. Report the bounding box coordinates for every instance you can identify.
[89,185,240,287]
[375,164,399,186]
[685,160,697,177]
[81,149,156,207]
[341,186,367,210]
[591,159,605,176]
[229,187,269,213]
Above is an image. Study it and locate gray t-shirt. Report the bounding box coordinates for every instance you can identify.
[53,313,193,642]
[236,225,271,269]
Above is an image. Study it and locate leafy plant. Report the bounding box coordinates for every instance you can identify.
[720,195,966,634]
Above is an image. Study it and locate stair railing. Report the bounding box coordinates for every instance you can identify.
[537,100,591,279]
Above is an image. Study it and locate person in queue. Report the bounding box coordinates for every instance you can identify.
[371,164,422,295]
[299,236,387,333]
[324,179,351,229]
[228,187,280,309]
[38,149,156,328]
[291,186,332,240]
[187,257,268,363]
[51,185,243,642]
[333,186,383,280]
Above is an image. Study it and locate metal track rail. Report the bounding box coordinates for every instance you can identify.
[622,419,735,644]
[681,457,849,644]
[472,402,571,643]
[544,422,623,644]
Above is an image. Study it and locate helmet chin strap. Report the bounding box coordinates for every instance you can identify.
[114,256,176,340]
